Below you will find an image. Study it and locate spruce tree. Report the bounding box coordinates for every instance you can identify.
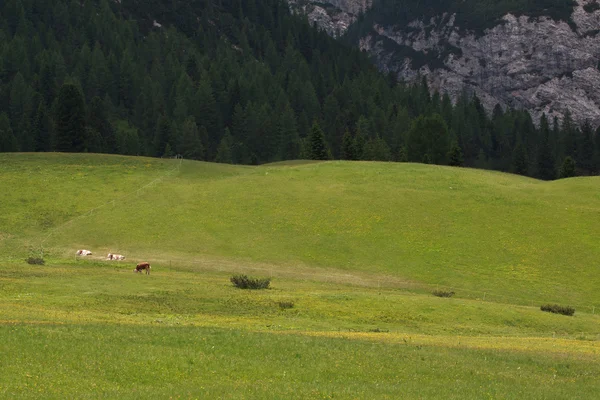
[0,112,18,152]
[88,96,116,153]
[55,83,86,152]
[341,129,356,160]
[179,117,204,160]
[308,121,329,160]
[277,105,300,160]
[448,140,464,166]
[559,156,576,179]
[153,114,173,157]
[593,126,600,173]
[577,120,594,174]
[33,101,52,151]
[216,128,234,164]
[512,140,528,176]
[536,115,556,180]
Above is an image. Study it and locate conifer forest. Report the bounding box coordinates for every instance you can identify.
[1,0,600,179]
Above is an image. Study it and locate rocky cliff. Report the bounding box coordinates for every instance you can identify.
[294,0,600,126]
[287,0,372,37]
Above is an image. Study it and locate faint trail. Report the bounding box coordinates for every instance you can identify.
[37,158,183,252]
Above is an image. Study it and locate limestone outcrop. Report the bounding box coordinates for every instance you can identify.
[292,0,600,126]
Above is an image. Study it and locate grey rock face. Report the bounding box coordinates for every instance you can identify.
[292,0,600,126]
[287,0,372,37]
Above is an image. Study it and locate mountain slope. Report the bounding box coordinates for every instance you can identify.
[2,153,599,308]
[301,0,600,127]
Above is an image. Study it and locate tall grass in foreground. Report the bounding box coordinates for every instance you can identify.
[1,324,599,400]
[0,259,599,399]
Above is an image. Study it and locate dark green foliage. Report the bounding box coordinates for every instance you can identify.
[33,102,53,152]
[448,140,464,166]
[0,112,18,152]
[88,96,116,153]
[0,0,590,180]
[26,257,45,265]
[540,304,575,316]
[55,83,86,152]
[536,114,556,180]
[407,114,449,165]
[230,275,271,290]
[308,121,329,160]
[512,141,528,175]
[216,128,234,164]
[559,156,576,179]
[277,301,294,310]
[341,130,356,160]
[432,290,455,298]
[577,121,595,174]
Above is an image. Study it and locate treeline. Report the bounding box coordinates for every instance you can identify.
[0,0,599,179]
[349,0,576,35]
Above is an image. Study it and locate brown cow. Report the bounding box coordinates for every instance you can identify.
[134,262,151,275]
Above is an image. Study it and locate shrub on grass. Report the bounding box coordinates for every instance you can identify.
[540,304,575,316]
[230,274,271,289]
[26,257,45,265]
[432,289,454,298]
[278,301,294,310]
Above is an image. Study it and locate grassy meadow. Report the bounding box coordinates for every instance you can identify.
[0,153,599,398]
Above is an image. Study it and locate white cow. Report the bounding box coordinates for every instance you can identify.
[107,253,125,260]
[76,250,92,256]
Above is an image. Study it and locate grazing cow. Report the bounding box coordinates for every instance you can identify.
[107,253,125,260]
[76,250,92,256]
[134,262,151,275]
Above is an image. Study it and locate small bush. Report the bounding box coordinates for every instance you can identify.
[278,301,294,310]
[432,290,455,298]
[230,274,271,289]
[26,257,45,265]
[540,304,575,316]
[368,327,389,333]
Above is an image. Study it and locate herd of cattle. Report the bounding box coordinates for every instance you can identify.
[76,249,151,274]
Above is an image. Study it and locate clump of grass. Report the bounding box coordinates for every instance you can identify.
[26,257,45,265]
[432,290,455,298]
[277,301,294,310]
[540,304,575,316]
[367,327,389,333]
[230,275,271,290]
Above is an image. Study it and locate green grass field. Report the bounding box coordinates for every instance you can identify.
[0,153,599,398]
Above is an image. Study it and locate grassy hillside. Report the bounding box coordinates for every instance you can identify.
[1,153,599,308]
[1,153,599,398]
[0,261,599,399]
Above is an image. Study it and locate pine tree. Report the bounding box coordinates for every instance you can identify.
[153,114,173,157]
[536,114,556,180]
[33,101,52,151]
[593,126,600,174]
[55,83,86,152]
[341,129,356,160]
[512,140,528,176]
[559,156,576,179]
[179,117,204,160]
[277,105,300,160]
[0,112,18,152]
[577,120,594,174]
[407,114,449,165]
[216,128,234,163]
[308,121,329,160]
[448,140,464,167]
[353,121,367,160]
[88,96,116,153]
[363,136,391,161]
